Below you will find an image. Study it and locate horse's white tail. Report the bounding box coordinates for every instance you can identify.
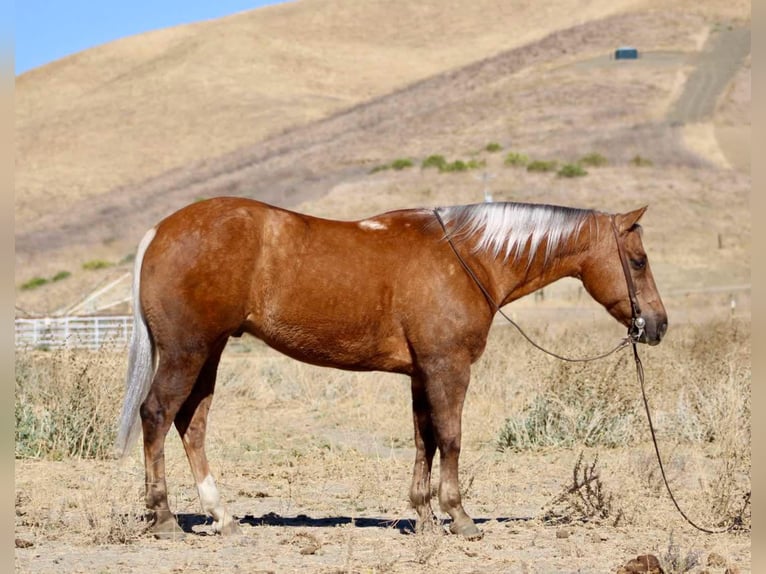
[115,227,158,458]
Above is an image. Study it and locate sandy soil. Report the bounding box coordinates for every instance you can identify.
[15,312,751,573]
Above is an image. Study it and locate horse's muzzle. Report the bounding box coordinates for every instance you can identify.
[636,316,667,346]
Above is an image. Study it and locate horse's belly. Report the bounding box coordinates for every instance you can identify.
[243,316,412,374]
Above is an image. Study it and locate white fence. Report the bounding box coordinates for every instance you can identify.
[15,315,133,350]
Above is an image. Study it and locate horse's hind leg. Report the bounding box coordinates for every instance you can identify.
[409,374,438,533]
[140,351,207,539]
[174,340,240,536]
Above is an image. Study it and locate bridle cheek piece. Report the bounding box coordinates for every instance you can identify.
[609,215,644,343]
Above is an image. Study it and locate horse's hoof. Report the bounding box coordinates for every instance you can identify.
[217,519,242,537]
[150,517,186,540]
[449,519,483,540]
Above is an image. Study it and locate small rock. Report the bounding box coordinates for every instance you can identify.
[556,528,571,539]
[725,567,740,574]
[616,554,664,574]
[15,538,33,549]
[591,531,608,543]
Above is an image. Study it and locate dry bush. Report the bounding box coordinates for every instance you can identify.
[496,345,640,451]
[542,451,624,526]
[489,315,750,531]
[15,346,127,459]
[496,316,749,452]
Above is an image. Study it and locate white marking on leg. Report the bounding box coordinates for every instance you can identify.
[197,474,233,532]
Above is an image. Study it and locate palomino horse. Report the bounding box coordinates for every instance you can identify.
[116,198,667,539]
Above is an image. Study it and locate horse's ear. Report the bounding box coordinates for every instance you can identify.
[615,206,648,233]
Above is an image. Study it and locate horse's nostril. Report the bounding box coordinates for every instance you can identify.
[658,321,668,338]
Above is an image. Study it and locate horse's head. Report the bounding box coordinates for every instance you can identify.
[580,206,668,345]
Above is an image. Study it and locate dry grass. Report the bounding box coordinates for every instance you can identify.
[15,346,127,460]
[14,314,750,553]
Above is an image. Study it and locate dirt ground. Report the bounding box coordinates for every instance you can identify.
[14,310,751,573]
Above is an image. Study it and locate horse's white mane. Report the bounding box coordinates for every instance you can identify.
[436,202,595,265]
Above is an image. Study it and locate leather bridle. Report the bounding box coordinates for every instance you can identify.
[609,215,646,343]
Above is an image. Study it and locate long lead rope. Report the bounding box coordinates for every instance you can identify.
[630,327,744,533]
[433,209,747,534]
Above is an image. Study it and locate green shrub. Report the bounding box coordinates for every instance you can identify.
[504,152,529,167]
[630,155,653,167]
[82,259,113,271]
[443,160,468,172]
[579,153,608,167]
[485,142,502,152]
[20,277,49,291]
[390,158,414,170]
[370,158,414,173]
[465,159,486,170]
[51,271,71,282]
[422,155,485,173]
[526,160,558,173]
[421,154,448,170]
[557,163,588,178]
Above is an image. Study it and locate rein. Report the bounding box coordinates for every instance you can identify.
[433,209,745,534]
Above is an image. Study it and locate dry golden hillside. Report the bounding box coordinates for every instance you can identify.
[15,0,749,316]
[16,0,656,228]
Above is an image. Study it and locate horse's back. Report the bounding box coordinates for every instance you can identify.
[138,198,447,371]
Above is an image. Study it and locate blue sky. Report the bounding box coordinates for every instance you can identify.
[15,1,287,75]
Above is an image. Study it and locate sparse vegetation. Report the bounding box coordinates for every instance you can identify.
[526,159,558,172]
[542,452,624,526]
[485,142,502,152]
[15,347,124,459]
[503,152,529,167]
[497,353,638,451]
[630,154,653,167]
[579,152,608,167]
[557,163,588,178]
[20,270,73,290]
[659,531,703,574]
[370,158,415,173]
[82,259,113,271]
[421,154,485,173]
[20,277,49,291]
[391,158,414,170]
[421,154,448,170]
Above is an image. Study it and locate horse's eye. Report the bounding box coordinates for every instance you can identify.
[631,257,647,270]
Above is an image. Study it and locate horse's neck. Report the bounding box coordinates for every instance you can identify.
[478,217,599,307]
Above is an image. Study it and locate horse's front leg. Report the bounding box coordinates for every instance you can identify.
[409,374,438,533]
[420,357,483,540]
